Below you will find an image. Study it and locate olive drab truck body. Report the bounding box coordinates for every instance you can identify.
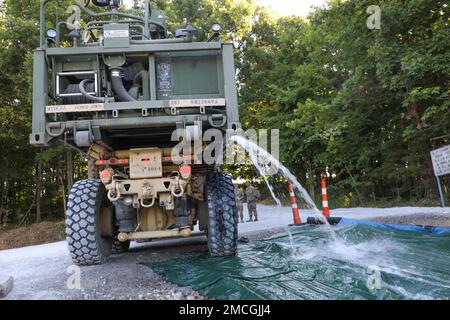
[31,0,240,265]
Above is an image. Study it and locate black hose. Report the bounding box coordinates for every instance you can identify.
[78,79,105,103]
[110,69,136,102]
[92,0,110,7]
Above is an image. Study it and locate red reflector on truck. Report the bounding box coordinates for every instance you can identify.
[100,169,111,179]
[96,159,128,166]
[179,165,192,176]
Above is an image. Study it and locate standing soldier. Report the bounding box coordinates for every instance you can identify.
[245,182,261,222]
[234,185,245,223]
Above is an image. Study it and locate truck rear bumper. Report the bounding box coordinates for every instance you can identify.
[31,114,241,148]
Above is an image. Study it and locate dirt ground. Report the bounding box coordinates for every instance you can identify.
[0,221,66,250]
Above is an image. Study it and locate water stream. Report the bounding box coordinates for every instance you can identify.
[229,135,337,240]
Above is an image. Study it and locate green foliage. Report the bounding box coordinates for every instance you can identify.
[239,0,449,205]
[0,0,449,225]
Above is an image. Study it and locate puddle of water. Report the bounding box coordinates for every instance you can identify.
[148,224,450,300]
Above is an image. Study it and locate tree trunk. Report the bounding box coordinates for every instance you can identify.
[2,181,11,224]
[0,180,4,225]
[371,185,377,202]
[60,175,67,215]
[36,160,42,223]
[307,166,315,202]
[66,149,74,192]
[88,158,96,179]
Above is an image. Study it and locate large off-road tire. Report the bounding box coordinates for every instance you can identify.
[205,172,238,257]
[66,179,113,266]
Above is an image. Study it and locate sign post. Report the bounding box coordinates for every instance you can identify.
[436,176,445,208]
[430,145,450,207]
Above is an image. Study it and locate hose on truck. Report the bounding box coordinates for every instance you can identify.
[110,69,137,102]
[78,79,106,103]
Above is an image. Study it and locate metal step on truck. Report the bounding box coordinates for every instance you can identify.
[31,0,241,265]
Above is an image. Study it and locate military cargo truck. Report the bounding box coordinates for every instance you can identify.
[31,0,240,265]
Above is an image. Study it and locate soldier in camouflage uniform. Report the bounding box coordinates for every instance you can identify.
[245,182,261,222]
[234,185,246,223]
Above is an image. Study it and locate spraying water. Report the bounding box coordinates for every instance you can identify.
[150,224,450,300]
[230,136,316,210]
[287,230,296,256]
[229,135,337,240]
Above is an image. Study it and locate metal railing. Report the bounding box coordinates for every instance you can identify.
[39,0,161,48]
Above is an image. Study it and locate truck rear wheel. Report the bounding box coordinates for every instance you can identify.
[205,172,238,257]
[66,179,113,266]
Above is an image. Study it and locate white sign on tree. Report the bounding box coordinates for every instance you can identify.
[431,145,450,177]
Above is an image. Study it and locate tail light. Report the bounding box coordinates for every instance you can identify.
[100,168,114,184]
[96,158,129,166]
[179,165,192,179]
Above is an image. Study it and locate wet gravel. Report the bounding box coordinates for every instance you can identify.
[60,237,210,300]
[58,230,286,301]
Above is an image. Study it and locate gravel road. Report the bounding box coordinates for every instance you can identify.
[1,206,449,300]
[0,229,274,300]
[370,213,450,227]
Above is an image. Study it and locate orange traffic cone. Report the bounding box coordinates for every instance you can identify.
[321,174,330,219]
[288,178,302,225]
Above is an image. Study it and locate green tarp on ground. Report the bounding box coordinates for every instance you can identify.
[147,224,450,300]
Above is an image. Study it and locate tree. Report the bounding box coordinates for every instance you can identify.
[1,0,448,226]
